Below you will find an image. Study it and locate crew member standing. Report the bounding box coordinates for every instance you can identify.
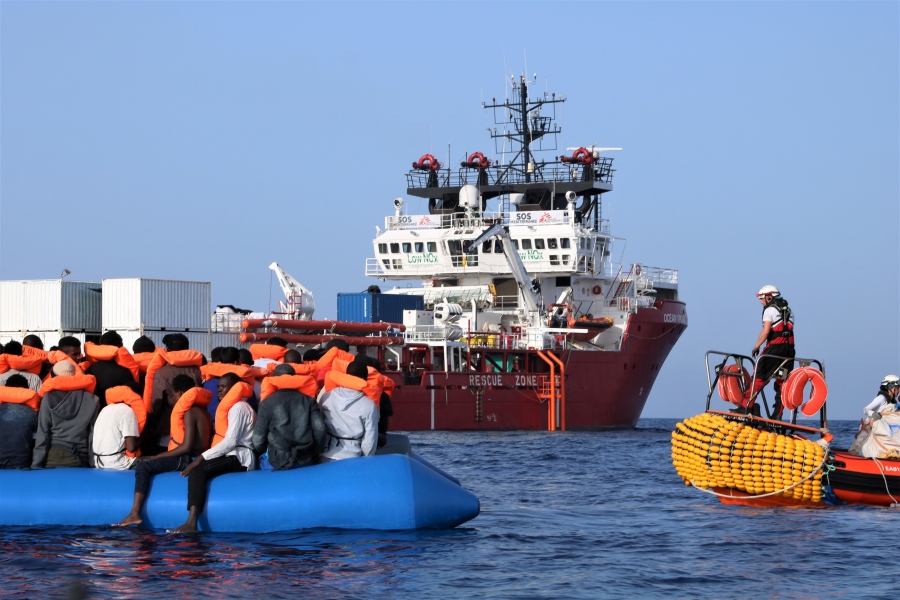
[735,285,795,418]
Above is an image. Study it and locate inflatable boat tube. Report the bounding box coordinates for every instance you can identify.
[0,454,480,533]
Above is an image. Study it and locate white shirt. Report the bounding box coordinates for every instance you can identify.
[0,369,42,392]
[92,404,139,470]
[863,393,895,418]
[202,401,256,470]
[763,305,793,327]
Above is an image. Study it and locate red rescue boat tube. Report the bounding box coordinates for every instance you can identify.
[241,319,405,333]
[238,332,404,347]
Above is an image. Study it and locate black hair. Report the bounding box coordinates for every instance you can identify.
[325,339,350,352]
[238,348,254,366]
[347,360,369,381]
[172,374,196,395]
[220,347,240,364]
[99,330,124,347]
[4,373,29,388]
[22,335,44,350]
[2,341,23,356]
[266,337,288,348]
[163,333,189,352]
[356,354,382,371]
[283,349,303,364]
[302,349,323,362]
[273,364,295,376]
[210,347,224,363]
[219,372,241,389]
[58,336,81,350]
[132,335,156,354]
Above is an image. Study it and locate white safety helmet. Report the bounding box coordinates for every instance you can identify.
[757,285,779,297]
[881,374,900,391]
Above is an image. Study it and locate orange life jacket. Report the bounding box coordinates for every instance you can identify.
[0,386,41,411]
[332,358,352,374]
[46,351,86,376]
[0,354,43,375]
[266,361,318,376]
[249,344,288,362]
[105,385,147,458]
[39,374,97,397]
[260,374,319,400]
[200,363,266,385]
[316,347,356,370]
[380,375,396,399]
[133,352,155,374]
[168,387,213,452]
[21,346,49,361]
[212,382,253,446]
[83,342,140,382]
[142,349,204,413]
[323,369,384,406]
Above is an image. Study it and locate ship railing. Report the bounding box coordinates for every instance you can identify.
[365,258,385,277]
[607,263,678,285]
[405,159,616,189]
[385,210,607,232]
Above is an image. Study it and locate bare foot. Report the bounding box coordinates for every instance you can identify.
[114,513,143,527]
[166,523,198,534]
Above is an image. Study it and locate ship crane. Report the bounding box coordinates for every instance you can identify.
[269,262,316,320]
[464,223,543,327]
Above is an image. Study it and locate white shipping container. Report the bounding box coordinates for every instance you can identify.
[403,310,434,327]
[0,330,95,348]
[211,332,244,350]
[102,279,211,331]
[0,280,102,332]
[117,329,213,358]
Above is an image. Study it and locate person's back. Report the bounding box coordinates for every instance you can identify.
[143,334,203,455]
[253,365,326,469]
[33,363,100,468]
[92,403,140,470]
[0,341,43,391]
[86,360,136,405]
[319,362,378,461]
[0,374,39,469]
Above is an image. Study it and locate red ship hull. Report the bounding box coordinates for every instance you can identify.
[388,300,687,430]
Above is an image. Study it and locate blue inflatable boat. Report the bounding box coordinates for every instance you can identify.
[0,439,480,533]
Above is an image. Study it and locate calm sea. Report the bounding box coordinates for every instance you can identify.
[0,419,893,599]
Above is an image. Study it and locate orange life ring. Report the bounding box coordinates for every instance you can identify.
[464,152,490,168]
[413,154,441,170]
[592,285,602,295]
[718,364,750,405]
[783,367,828,416]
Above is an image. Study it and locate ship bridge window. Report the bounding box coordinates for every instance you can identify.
[512,239,519,250]
[415,242,424,252]
[548,238,558,249]
[378,243,388,254]
[550,255,559,266]
[448,240,462,255]
[390,243,400,254]
[427,241,437,253]
[402,242,412,253]
[522,239,532,250]
[535,239,545,250]
[482,241,492,253]
[561,238,571,249]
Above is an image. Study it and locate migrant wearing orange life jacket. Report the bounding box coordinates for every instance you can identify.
[21,345,49,361]
[248,344,288,363]
[323,367,385,407]
[260,373,319,400]
[132,352,155,374]
[142,349,204,413]
[0,386,42,411]
[315,347,356,387]
[168,387,213,452]
[105,385,147,458]
[0,353,43,376]
[82,342,140,382]
[39,374,97,397]
[45,350,86,377]
[266,361,318,376]
[212,382,254,446]
[200,363,267,386]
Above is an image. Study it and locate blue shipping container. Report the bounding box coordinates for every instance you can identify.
[337,293,424,324]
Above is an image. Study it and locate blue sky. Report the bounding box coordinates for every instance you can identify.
[1,2,897,419]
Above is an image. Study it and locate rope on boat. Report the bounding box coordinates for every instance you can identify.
[870,457,900,507]
[689,454,829,500]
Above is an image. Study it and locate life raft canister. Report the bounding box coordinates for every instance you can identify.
[106,385,147,458]
[412,153,441,170]
[168,387,213,452]
[718,364,750,405]
[212,382,253,446]
[782,366,828,416]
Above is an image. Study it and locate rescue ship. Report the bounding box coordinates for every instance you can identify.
[671,351,900,507]
[241,74,688,431]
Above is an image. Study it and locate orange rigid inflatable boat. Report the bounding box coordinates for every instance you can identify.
[672,350,900,508]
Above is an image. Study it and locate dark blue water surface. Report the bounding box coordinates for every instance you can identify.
[1,419,894,599]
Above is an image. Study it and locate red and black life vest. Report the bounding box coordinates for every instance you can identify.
[764,297,794,346]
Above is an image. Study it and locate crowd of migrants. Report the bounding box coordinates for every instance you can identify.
[0,332,393,532]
